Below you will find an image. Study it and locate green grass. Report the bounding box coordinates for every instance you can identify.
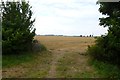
[87,43,120,78]
[2,51,53,78]
[22,51,53,78]
[56,52,97,78]
[56,53,76,78]
[2,52,36,68]
[89,59,120,78]
[2,43,47,68]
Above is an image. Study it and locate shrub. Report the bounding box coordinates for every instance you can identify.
[88,35,120,65]
[88,45,104,61]
[32,40,47,52]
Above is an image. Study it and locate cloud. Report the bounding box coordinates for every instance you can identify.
[29,0,107,36]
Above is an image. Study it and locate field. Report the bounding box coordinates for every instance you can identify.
[2,36,99,78]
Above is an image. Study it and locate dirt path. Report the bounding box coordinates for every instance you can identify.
[46,47,95,78]
[47,48,68,77]
[48,50,64,78]
[2,36,97,78]
[39,36,96,78]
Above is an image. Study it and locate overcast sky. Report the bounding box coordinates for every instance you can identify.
[29,0,107,36]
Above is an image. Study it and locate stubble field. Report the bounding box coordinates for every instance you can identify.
[3,36,99,78]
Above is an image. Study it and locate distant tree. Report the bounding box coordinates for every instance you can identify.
[2,1,36,54]
[89,35,92,37]
[88,2,120,65]
[80,35,82,37]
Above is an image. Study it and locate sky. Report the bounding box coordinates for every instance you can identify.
[3,0,108,36]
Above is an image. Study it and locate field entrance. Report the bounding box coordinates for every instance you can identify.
[3,36,98,78]
[35,36,97,77]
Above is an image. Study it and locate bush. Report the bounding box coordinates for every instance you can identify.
[88,45,105,61]
[32,40,47,52]
[88,35,120,65]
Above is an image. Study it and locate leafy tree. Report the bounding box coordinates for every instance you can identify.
[88,2,120,65]
[2,1,36,54]
[98,2,120,64]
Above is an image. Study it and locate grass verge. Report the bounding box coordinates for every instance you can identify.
[2,43,47,68]
[89,59,120,78]
[2,52,35,68]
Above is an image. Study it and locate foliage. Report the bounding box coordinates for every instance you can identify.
[89,60,120,78]
[88,2,120,65]
[88,44,105,61]
[2,1,36,54]
[32,40,47,52]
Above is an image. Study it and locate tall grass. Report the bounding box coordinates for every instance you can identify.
[89,59,120,78]
[2,43,47,68]
[87,44,120,78]
[2,52,35,68]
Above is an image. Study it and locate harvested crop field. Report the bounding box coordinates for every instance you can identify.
[2,36,99,78]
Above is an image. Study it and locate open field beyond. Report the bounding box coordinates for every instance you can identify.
[2,36,99,78]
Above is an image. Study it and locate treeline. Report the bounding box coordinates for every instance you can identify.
[37,34,95,37]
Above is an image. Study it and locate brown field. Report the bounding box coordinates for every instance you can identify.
[35,36,95,51]
[3,36,99,78]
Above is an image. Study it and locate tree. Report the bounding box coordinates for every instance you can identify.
[98,2,120,64]
[2,1,36,54]
[88,2,120,65]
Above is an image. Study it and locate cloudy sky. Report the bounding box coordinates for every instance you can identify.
[29,0,107,36]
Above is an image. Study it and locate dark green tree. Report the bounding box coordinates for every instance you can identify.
[98,2,120,64]
[88,2,120,65]
[2,1,36,54]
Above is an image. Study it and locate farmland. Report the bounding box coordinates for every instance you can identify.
[2,36,99,78]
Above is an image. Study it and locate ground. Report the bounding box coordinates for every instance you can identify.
[2,36,99,78]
